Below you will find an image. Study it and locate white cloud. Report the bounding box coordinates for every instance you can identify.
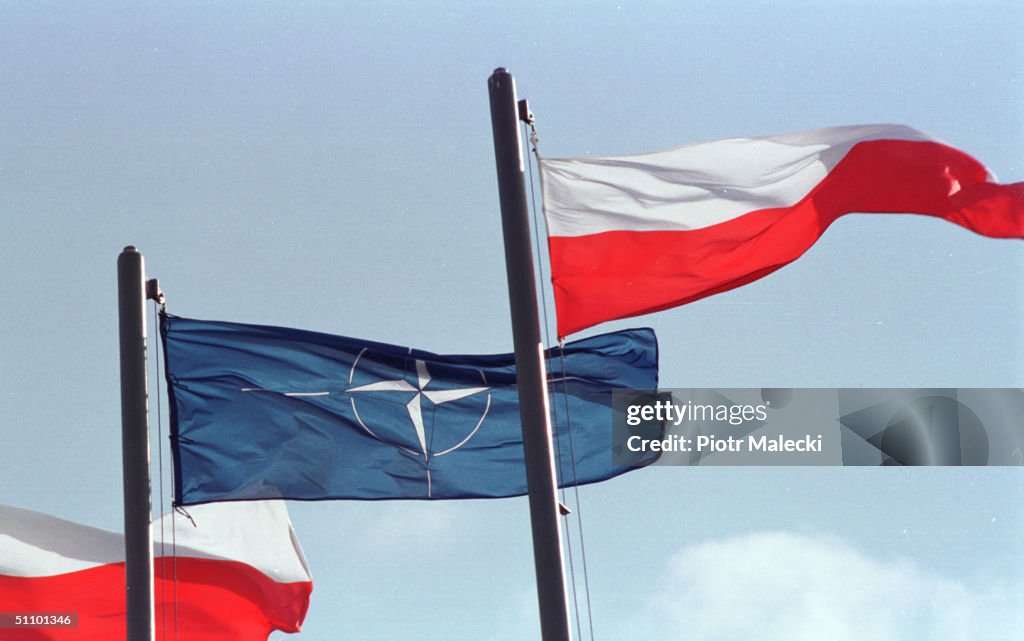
[639,531,1021,641]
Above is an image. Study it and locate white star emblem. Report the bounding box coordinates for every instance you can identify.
[346,351,492,463]
[242,349,494,498]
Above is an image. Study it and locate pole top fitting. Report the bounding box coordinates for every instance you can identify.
[518,99,534,124]
[146,279,165,304]
[122,245,139,253]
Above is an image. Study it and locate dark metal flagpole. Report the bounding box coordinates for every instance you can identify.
[488,68,573,641]
[118,246,155,641]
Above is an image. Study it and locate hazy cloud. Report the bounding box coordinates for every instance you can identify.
[640,531,1021,641]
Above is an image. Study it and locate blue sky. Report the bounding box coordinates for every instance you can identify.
[2,2,1022,640]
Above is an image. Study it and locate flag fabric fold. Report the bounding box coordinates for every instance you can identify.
[540,124,1024,336]
[162,314,659,504]
[0,501,312,641]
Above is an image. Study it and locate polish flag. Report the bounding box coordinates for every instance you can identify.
[541,125,1024,337]
[0,501,312,641]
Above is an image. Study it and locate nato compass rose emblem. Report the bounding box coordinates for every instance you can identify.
[345,348,493,466]
[242,348,494,497]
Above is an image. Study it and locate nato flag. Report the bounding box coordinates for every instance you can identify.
[161,314,658,504]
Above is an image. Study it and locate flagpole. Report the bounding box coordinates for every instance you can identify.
[488,68,572,641]
[117,245,155,641]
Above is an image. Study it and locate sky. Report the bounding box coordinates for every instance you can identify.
[2,2,1023,640]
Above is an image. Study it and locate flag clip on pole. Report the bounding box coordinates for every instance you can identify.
[488,68,573,641]
[117,245,155,641]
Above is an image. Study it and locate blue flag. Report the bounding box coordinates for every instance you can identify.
[161,315,658,504]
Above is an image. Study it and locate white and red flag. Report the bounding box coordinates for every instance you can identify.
[541,124,1024,337]
[0,501,312,641]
